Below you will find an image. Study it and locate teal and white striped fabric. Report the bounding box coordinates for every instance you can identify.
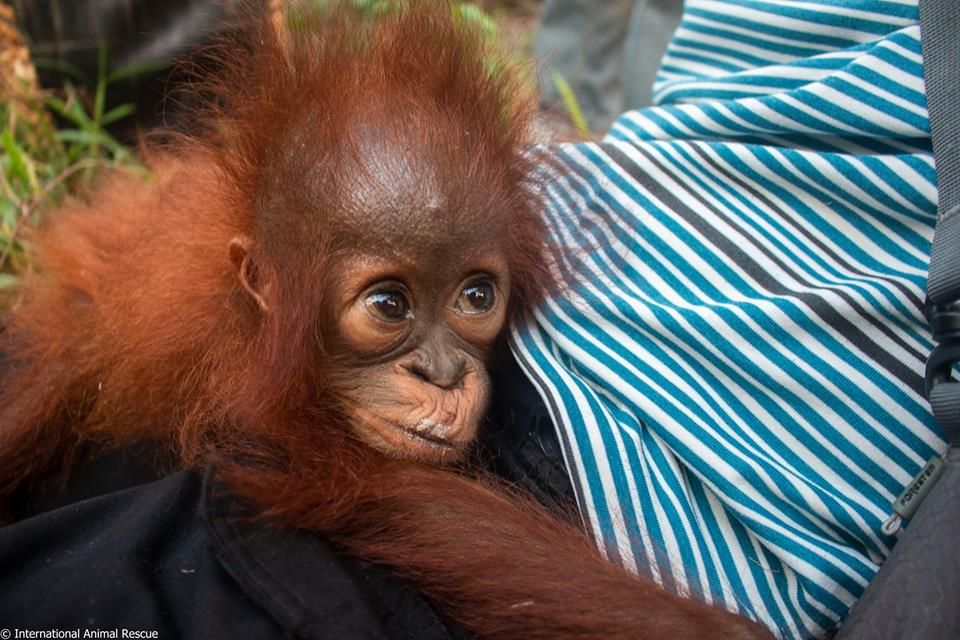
[512,1,946,637]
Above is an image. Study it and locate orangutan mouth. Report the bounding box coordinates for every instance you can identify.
[400,419,457,449]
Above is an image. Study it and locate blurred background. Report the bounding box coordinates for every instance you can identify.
[0,0,679,303]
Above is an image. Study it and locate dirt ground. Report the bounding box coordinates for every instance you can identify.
[0,3,35,100]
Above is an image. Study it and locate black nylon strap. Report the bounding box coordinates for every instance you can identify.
[929,213,960,304]
[920,0,960,444]
[922,0,960,234]
[932,384,960,444]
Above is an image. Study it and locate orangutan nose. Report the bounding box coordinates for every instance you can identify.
[404,352,467,390]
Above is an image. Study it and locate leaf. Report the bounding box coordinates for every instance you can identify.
[45,92,94,129]
[0,199,17,228]
[107,59,168,85]
[3,126,42,193]
[56,129,127,158]
[550,71,592,141]
[101,103,136,126]
[23,155,39,193]
[95,43,108,124]
[98,131,128,159]
[1,129,29,185]
[454,3,499,37]
[349,0,389,16]
[44,96,69,117]
[55,129,100,147]
[0,273,19,289]
[67,97,95,129]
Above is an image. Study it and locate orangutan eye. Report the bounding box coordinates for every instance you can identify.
[454,280,495,315]
[365,290,412,322]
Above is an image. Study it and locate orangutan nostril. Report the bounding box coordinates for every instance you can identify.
[405,358,464,390]
[408,363,432,384]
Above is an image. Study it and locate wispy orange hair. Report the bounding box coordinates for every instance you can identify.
[0,4,770,639]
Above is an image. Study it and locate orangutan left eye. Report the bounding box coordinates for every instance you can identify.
[454,281,495,315]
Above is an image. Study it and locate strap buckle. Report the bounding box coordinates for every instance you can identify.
[924,298,960,399]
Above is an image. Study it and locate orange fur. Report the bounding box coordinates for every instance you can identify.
[0,3,771,638]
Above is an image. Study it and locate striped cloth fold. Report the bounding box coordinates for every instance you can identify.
[512,1,945,637]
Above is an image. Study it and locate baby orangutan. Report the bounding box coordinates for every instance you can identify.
[0,2,772,639]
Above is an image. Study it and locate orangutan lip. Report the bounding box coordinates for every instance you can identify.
[397,423,456,449]
[404,431,455,449]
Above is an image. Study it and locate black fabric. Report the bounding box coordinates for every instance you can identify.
[8,443,178,519]
[205,470,459,640]
[0,351,568,639]
[834,453,960,639]
[481,351,576,516]
[0,469,287,638]
[0,463,460,640]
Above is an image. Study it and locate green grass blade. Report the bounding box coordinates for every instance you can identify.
[45,92,95,129]
[107,59,167,85]
[550,71,591,141]
[1,129,28,185]
[0,200,17,228]
[454,3,499,37]
[95,43,108,125]
[56,129,127,158]
[101,103,136,127]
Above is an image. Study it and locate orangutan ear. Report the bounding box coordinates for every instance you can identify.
[229,236,271,313]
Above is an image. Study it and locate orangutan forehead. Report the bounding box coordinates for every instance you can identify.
[339,130,444,219]
[332,125,504,246]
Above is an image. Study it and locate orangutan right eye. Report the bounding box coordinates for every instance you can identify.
[365,289,413,323]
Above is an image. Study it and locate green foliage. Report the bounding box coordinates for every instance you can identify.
[306,0,497,24]
[290,0,533,126]
[341,0,394,16]
[39,45,137,166]
[550,71,591,141]
[0,3,542,296]
[0,44,141,291]
[296,1,510,66]
[452,3,500,38]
